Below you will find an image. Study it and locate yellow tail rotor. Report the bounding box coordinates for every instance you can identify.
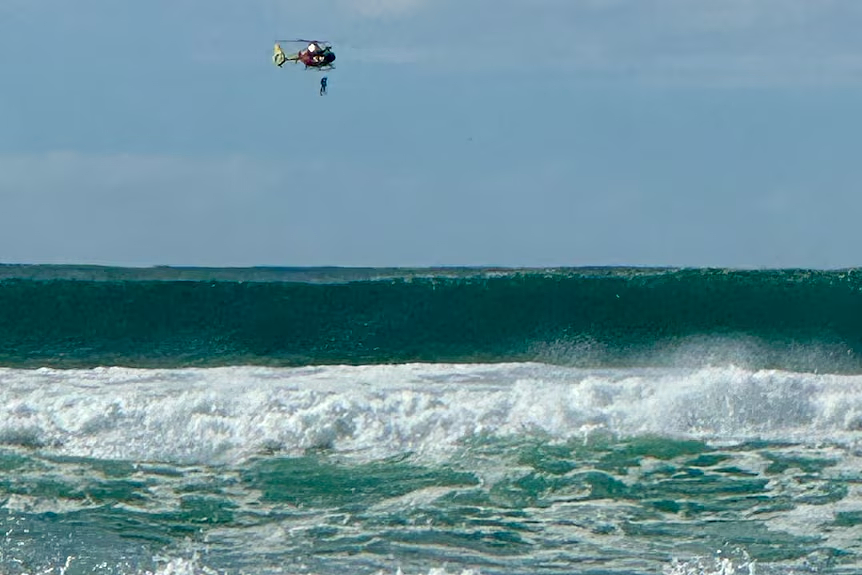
[273,43,287,67]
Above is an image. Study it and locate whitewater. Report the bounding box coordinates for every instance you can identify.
[2,363,862,464]
[2,362,861,575]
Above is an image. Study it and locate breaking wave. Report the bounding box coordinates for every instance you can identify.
[2,362,860,465]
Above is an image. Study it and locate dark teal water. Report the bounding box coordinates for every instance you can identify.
[1,265,861,371]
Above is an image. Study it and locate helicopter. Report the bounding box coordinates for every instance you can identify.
[273,39,336,71]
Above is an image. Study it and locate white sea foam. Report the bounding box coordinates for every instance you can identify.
[0,363,861,465]
[146,553,484,575]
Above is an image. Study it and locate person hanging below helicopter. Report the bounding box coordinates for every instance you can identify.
[320,76,328,96]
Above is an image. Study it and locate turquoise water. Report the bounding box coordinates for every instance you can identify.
[0,267,861,574]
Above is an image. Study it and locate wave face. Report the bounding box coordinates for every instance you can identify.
[2,265,862,371]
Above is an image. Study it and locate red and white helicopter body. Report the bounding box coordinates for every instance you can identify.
[273,40,336,70]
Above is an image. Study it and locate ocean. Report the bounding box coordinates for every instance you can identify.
[0,265,860,575]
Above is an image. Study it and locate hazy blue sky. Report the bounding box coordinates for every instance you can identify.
[2,0,862,268]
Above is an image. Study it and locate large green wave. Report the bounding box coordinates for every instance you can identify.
[2,266,862,371]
